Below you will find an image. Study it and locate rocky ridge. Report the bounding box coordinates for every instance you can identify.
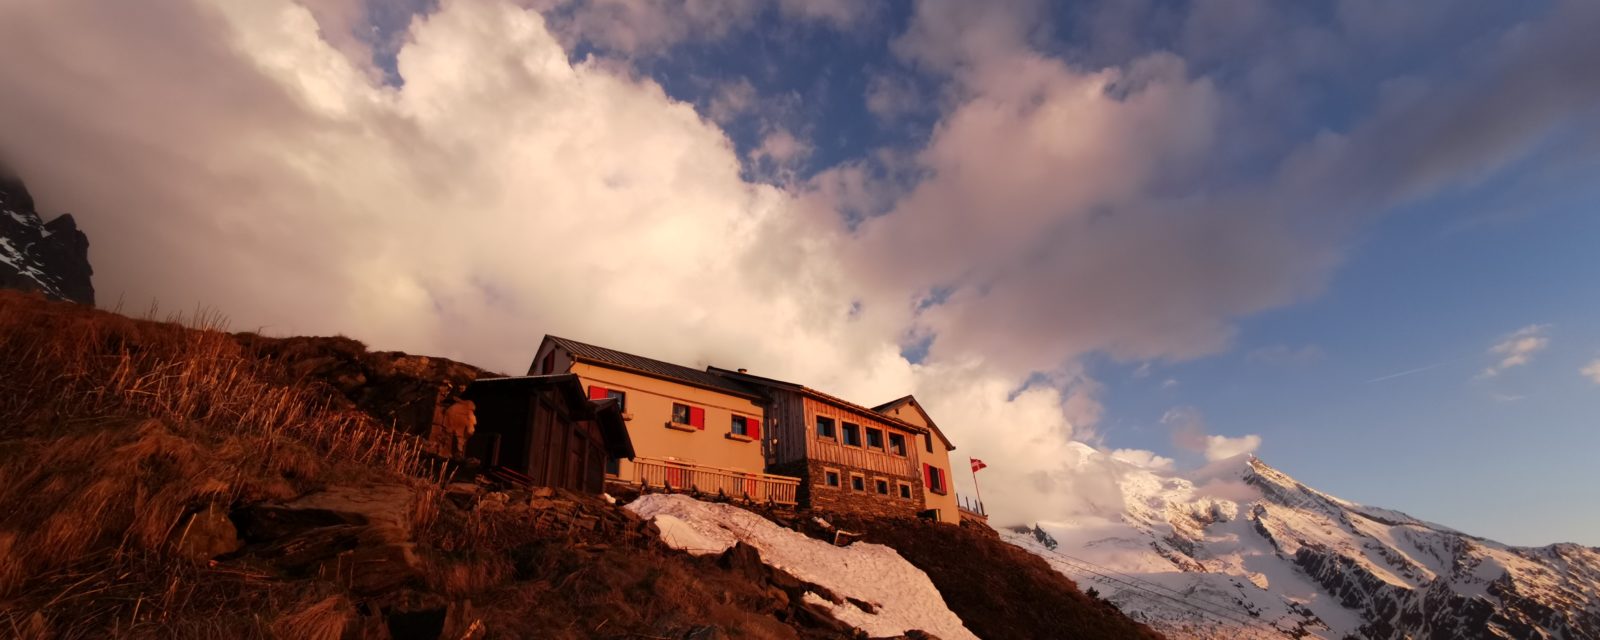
[0,171,93,305]
[1005,445,1600,639]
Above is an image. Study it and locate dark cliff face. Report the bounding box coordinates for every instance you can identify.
[0,172,94,305]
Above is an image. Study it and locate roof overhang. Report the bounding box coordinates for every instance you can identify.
[569,354,765,401]
[708,366,935,438]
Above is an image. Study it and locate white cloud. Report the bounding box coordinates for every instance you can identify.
[1481,324,1550,377]
[1164,406,1261,462]
[750,128,812,181]
[864,73,923,120]
[1581,358,1600,385]
[2,0,1595,530]
[1110,448,1176,471]
[1202,434,1261,461]
[705,77,757,125]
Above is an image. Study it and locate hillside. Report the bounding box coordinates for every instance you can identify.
[1005,443,1600,639]
[0,291,1160,639]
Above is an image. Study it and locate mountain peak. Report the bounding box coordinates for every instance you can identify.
[1007,454,1600,639]
[0,173,94,305]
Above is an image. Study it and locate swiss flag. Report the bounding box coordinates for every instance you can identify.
[970,458,987,472]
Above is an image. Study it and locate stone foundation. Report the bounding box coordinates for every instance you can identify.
[773,459,925,520]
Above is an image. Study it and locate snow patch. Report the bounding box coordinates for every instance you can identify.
[627,494,977,640]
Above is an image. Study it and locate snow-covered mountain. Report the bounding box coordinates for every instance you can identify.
[1004,443,1600,639]
[0,170,93,305]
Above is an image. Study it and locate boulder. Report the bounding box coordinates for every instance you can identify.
[176,502,241,561]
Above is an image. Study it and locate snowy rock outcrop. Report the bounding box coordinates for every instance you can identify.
[628,494,979,640]
[1006,444,1600,639]
[0,170,93,305]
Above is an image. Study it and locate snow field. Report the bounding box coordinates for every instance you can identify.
[627,494,978,640]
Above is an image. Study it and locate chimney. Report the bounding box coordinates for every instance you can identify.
[737,368,748,373]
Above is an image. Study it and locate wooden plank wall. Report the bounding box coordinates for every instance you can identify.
[803,396,920,478]
[768,388,809,465]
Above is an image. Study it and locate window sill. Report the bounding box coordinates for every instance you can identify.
[665,421,698,432]
[724,433,753,443]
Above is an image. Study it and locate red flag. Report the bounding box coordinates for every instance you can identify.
[971,458,987,472]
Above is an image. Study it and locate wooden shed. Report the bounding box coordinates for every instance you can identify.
[464,374,634,494]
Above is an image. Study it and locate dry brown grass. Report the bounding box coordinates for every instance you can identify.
[0,292,440,636]
[270,595,353,640]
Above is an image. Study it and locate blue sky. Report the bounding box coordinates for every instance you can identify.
[1,0,1596,545]
[582,0,1600,544]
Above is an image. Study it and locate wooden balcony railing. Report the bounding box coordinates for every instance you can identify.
[629,456,800,505]
[957,494,987,518]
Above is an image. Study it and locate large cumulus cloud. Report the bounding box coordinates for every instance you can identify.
[0,0,1595,527]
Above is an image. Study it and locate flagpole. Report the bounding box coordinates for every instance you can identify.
[970,458,984,514]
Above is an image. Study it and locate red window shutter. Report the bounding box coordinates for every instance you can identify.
[588,385,608,400]
[690,406,705,429]
[923,463,933,489]
[748,417,761,440]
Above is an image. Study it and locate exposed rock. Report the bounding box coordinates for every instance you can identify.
[175,502,241,561]
[846,596,879,614]
[234,334,492,446]
[237,483,424,595]
[0,171,93,305]
[430,399,476,458]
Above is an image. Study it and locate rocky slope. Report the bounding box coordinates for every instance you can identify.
[0,170,93,305]
[1004,443,1600,639]
[0,292,1162,639]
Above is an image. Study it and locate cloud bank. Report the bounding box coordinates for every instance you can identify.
[0,0,1595,525]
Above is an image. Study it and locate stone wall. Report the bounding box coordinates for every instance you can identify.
[785,459,926,520]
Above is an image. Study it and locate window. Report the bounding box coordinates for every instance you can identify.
[888,433,907,456]
[842,422,861,447]
[605,457,621,476]
[816,416,836,440]
[825,470,841,487]
[875,479,889,495]
[731,415,760,439]
[898,483,912,499]
[588,385,626,411]
[540,351,555,375]
[669,403,705,430]
[924,464,947,495]
[850,474,866,492]
[866,427,884,450]
[924,434,934,453]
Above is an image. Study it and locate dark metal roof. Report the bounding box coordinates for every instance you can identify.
[708,366,938,439]
[544,336,761,398]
